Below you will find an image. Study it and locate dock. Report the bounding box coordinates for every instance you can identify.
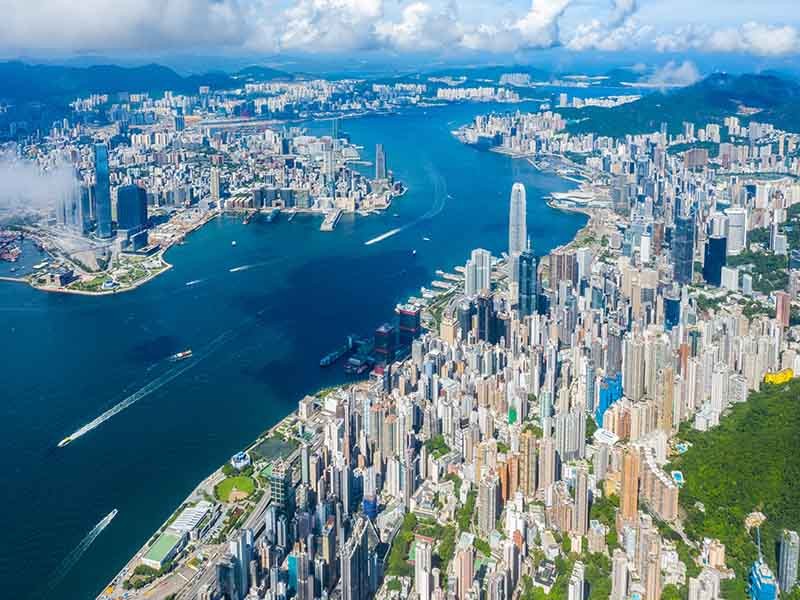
[320,209,343,232]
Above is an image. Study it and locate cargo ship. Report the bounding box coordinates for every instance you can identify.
[170,349,193,361]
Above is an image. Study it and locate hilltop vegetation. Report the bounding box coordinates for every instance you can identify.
[670,379,800,598]
[564,73,800,138]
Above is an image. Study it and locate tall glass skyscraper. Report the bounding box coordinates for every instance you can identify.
[703,235,727,286]
[518,244,538,317]
[673,211,694,285]
[508,183,527,256]
[94,143,112,238]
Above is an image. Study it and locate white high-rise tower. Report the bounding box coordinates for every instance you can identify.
[509,183,527,256]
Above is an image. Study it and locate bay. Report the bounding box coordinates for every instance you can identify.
[0,100,587,599]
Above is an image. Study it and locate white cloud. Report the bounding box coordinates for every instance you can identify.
[563,0,648,52]
[645,60,701,88]
[655,22,800,57]
[512,0,571,48]
[375,2,461,52]
[0,0,798,59]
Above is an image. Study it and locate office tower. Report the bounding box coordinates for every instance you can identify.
[216,555,238,600]
[509,183,527,256]
[664,290,681,331]
[375,144,386,180]
[270,460,294,515]
[703,235,727,287]
[465,248,492,296]
[673,210,694,284]
[94,143,112,238]
[550,248,578,288]
[779,530,799,592]
[341,516,369,600]
[518,242,538,317]
[568,561,585,600]
[611,549,628,600]
[621,449,640,521]
[415,536,433,600]
[572,467,589,536]
[776,291,791,328]
[725,207,748,255]
[230,528,254,599]
[210,166,221,202]
[116,184,148,232]
[478,473,500,536]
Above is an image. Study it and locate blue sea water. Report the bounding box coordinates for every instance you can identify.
[0,100,587,599]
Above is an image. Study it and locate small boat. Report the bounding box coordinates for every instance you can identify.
[170,349,193,361]
[423,237,430,241]
[57,436,72,448]
[412,249,417,255]
[231,241,237,246]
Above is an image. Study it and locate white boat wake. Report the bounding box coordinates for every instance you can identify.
[364,228,402,246]
[58,329,235,447]
[42,509,118,594]
[364,162,448,246]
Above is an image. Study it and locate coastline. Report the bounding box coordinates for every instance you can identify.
[97,152,601,599]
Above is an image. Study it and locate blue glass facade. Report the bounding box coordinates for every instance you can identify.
[595,373,623,426]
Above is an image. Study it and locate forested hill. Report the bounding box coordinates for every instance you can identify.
[564,73,800,137]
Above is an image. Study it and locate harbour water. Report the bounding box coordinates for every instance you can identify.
[0,100,587,599]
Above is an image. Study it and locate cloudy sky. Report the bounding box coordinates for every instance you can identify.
[1,0,798,62]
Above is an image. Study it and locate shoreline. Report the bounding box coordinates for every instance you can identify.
[96,148,600,598]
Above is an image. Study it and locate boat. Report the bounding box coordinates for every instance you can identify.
[423,237,431,241]
[57,436,72,448]
[412,249,417,255]
[265,208,281,223]
[320,337,355,367]
[170,349,193,361]
[231,241,237,246]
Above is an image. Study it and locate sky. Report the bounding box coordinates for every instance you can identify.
[1,0,799,71]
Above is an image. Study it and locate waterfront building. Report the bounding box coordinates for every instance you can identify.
[375,144,387,180]
[465,248,492,296]
[116,184,148,233]
[509,182,527,257]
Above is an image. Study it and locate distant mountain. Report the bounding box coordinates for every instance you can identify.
[565,72,800,137]
[234,65,293,82]
[0,61,291,103]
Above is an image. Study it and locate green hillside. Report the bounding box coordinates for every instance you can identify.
[671,379,800,599]
[564,73,800,137]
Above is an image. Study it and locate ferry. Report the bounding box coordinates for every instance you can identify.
[170,349,193,361]
[57,436,73,448]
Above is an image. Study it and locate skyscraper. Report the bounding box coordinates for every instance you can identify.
[94,143,112,238]
[508,183,527,257]
[621,449,640,521]
[673,210,695,285]
[375,144,386,180]
[116,184,148,232]
[572,466,589,536]
[341,516,369,600]
[518,243,538,317]
[465,248,492,296]
[415,536,433,600]
[779,529,799,593]
[703,235,727,287]
[611,549,629,600]
[478,473,499,536]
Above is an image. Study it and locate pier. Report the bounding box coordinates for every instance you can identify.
[320,209,343,232]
